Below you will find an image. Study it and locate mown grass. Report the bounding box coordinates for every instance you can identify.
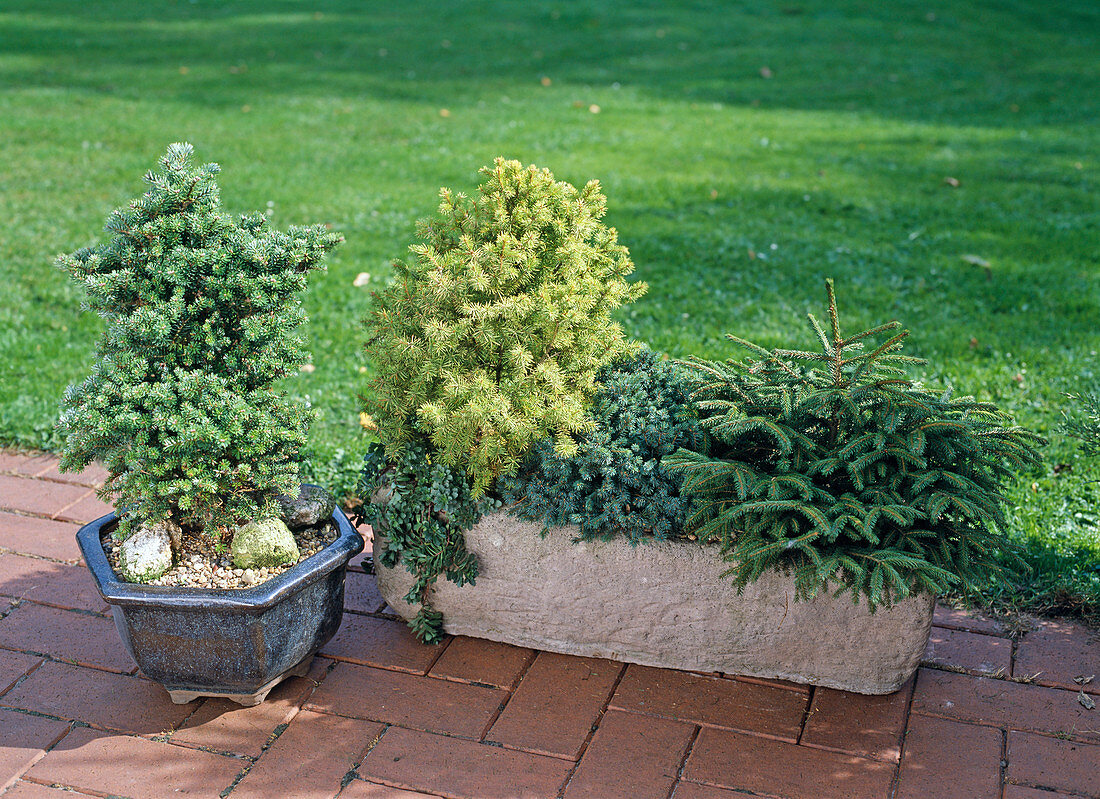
[1,0,1097,620]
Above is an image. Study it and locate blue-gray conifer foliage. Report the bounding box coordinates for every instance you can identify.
[502,348,704,543]
[57,143,341,542]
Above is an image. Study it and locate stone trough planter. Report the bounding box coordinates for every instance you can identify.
[375,511,936,694]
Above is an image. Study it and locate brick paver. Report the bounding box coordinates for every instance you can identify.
[0,512,82,562]
[488,652,622,758]
[1014,618,1100,694]
[0,475,91,521]
[681,727,897,799]
[361,725,573,798]
[429,635,535,689]
[306,662,506,737]
[4,781,99,798]
[1,660,194,734]
[1002,786,1092,799]
[1006,730,1100,797]
[800,679,912,761]
[24,726,243,799]
[563,710,695,798]
[610,665,807,741]
[339,780,440,799]
[923,626,1013,676]
[2,448,1100,799]
[320,613,443,673]
[344,570,386,614]
[0,709,71,791]
[894,713,1003,799]
[912,667,1100,743]
[0,602,134,673]
[171,661,327,758]
[0,553,108,612]
[229,710,382,799]
[0,650,41,695]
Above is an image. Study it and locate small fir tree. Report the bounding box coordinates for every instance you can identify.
[364,157,646,495]
[666,280,1044,607]
[58,143,341,545]
[502,348,704,543]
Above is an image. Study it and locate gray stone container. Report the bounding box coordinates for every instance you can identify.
[375,511,935,695]
[78,501,363,706]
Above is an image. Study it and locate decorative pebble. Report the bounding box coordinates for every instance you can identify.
[104,522,339,590]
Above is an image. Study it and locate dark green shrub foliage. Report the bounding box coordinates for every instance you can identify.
[364,158,645,496]
[57,143,341,541]
[1062,391,1100,456]
[666,280,1044,607]
[502,349,703,543]
[352,440,499,643]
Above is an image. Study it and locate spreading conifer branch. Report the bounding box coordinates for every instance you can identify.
[666,280,1045,608]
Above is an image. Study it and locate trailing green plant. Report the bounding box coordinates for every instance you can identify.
[57,142,341,547]
[665,280,1045,608]
[351,440,499,643]
[502,348,704,543]
[363,158,645,496]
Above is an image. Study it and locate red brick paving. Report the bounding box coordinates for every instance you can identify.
[800,679,912,762]
[1014,618,1100,695]
[487,652,622,758]
[4,781,99,798]
[1,449,1099,799]
[562,709,695,798]
[0,552,108,612]
[23,725,243,799]
[1006,730,1100,797]
[610,665,807,741]
[923,625,1014,676]
[428,634,535,689]
[893,713,1003,799]
[0,512,82,562]
[361,725,573,798]
[0,602,135,674]
[1003,787,1092,799]
[682,727,897,799]
[320,613,442,673]
[305,661,507,738]
[0,709,70,792]
[228,710,381,799]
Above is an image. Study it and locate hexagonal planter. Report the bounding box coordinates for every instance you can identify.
[78,506,364,706]
[374,511,936,695]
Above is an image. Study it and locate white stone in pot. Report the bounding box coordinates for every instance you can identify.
[118,522,175,583]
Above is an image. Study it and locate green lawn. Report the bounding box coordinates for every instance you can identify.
[2,0,1097,620]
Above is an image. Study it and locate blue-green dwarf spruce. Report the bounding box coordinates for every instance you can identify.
[502,348,704,544]
[666,280,1045,608]
[57,143,341,581]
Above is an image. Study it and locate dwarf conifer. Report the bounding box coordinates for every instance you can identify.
[666,280,1044,607]
[57,143,341,543]
[364,158,646,495]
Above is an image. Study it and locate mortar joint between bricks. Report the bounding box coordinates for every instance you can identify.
[555,661,628,799]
